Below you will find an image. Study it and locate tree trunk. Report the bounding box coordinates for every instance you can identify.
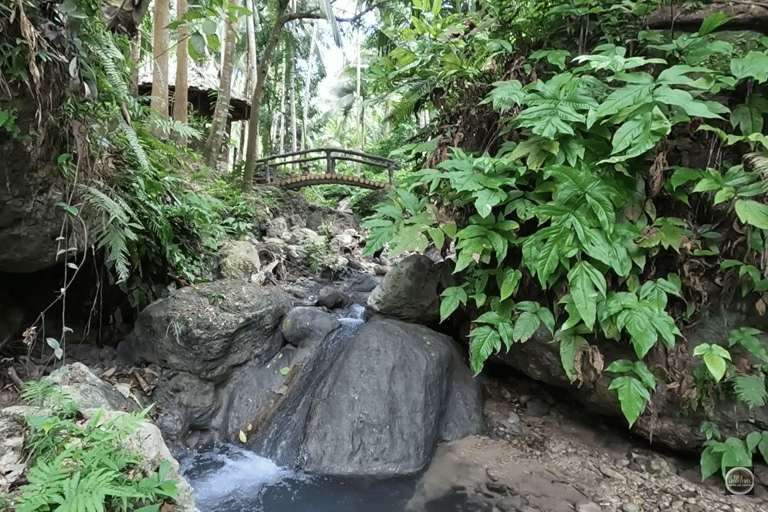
[130,32,141,95]
[174,0,189,144]
[203,5,238,169]
[278,53,287,154]
[290,44,297,158]
[241,5,325,189]
[302,23,318,151]
[151,0,170,127]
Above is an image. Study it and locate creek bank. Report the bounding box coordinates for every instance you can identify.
[0,363,198,512]
[118,277,483,477]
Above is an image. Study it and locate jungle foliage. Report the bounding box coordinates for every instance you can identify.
[362,0,768,476]
[14,380,177,512]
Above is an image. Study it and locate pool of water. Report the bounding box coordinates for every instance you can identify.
[180,444,420,512]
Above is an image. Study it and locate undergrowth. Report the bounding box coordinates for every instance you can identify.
[13,380,177,512]
[364,1,768,480]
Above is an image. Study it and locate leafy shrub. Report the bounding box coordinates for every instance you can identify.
[15,381,178,512]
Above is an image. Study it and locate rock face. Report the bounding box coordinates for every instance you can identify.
[124,286,483,476]
[0,85,72,273]
[301,318,483,476]
[120,280,292,383]
[494,305,768,452]
[367,254,458,325]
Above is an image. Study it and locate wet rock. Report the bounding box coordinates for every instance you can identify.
[153,372,217,442]
[301,318,482,476]
[266,217,289,238]
[316,287,351,310]
[576,501,602,512]
[286,227,321,245]
[281,306,340,348]
[120,280,291,382]
[496,496,525,512]
[219,240,261,279]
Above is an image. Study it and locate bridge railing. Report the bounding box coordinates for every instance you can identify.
[253,147,400,186]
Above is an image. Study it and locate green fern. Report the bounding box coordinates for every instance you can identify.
[732,373,768,408]
[82,186,141,283]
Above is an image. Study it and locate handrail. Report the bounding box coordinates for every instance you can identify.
[253,147,400,186]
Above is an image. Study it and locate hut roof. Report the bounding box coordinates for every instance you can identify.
[138,63,251,121]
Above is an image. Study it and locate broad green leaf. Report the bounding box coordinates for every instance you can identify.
[440,286,468,322]
[558,332,588,383]
[470,326,502,374]
[734,199,768,229]
[653,86,722,119]
[595,84,653,119]
[499,268,522,300]
[698,11,731,35]
[605,359,635,374]
[568,261,606,330]
[537,307,556,335]
[700,444,721,479]
[728,327,768,364]
[497,321,515,351]
[609,376,650,427]
[721,438,752,477]
[731,52,768,83]
[693,343,731,382]
[616,308,658,359]
[474,188,507,218]
[513,311,540,342]
[731,103,764,135]
[427,227,445,250]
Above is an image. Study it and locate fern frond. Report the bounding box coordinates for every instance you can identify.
[744,152,768,193]
[732,373,768,408]
[82,186,141,283]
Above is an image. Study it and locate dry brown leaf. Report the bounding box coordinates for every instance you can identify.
[756,298,767,316]
[648,152,667,197]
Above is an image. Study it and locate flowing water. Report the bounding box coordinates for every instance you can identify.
[181,443,420,512]
[180,304,422,511]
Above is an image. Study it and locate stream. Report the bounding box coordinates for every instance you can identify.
[178,304,428,512]
[180,443,421,512]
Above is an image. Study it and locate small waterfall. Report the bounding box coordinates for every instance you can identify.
[249,304,368,467]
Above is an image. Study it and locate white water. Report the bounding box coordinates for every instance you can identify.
[181,304,421,512]
[180,443,419,512]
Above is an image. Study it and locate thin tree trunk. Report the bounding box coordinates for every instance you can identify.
[203,5,238,169]
[278,53,287,154]
[290,48,297,158]
[241,4,325,189]
[130,33,141,95]
[355,24,362,170]
[174,0,189,144]
[151,0,170,127]
[302,23,317,151]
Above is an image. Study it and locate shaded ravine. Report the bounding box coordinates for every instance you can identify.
[250,304,367,467]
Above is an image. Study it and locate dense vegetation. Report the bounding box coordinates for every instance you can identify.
[360,0,768,477]
[2,0,768,498]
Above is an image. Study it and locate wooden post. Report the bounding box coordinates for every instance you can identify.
[326,149,335,174]
[388,165,394,185]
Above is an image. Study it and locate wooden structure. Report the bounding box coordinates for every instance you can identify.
[254,148,399,190]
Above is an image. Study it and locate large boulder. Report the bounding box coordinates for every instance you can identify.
[120,280,292,382]
[300,318,483,476]
[0,83,73,273]
[367,254,458,325]
[495,305,768,452]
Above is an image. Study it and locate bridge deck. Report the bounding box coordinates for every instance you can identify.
[275,174,392,190]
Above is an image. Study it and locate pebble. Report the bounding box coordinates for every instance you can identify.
[622,504,640,512]
[576,501,602,512]
[496,495,524,512]
[526,398,551,417]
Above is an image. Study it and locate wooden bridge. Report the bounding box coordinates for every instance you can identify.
[253,147,399,190]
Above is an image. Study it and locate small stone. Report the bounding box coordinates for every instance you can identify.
[496,496,524,512]
[622,504,640,512]
[526,398,551,417]
[576,501,602,512]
